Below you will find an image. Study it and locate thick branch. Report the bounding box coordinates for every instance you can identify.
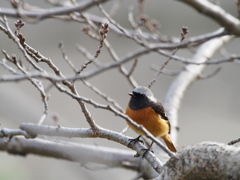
[0,136,139,171]
[164,35,234,143]
[158,142,240,179]
[18,123,165,174]
[1,136,239,179]
[179,0,240,35]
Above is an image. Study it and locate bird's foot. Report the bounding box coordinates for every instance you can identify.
[141,148,154,158]
[133,147,154,158]
[128,135,143,148]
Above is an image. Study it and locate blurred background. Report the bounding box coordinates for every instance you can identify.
[0,0,239,179]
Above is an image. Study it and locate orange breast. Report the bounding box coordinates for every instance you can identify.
[125,105,169,137]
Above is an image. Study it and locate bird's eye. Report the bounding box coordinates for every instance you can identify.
[133,92,144,98]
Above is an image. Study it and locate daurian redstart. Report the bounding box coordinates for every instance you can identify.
[125,86,177,153]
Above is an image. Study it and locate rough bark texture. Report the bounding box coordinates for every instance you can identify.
[157,142,240,180]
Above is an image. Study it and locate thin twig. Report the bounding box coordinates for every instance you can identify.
[138,0,157,33]
[80,12,138,87]
[97,4,130,37]
[76,45,102,67]
[0,0,109,21]
[2,50,48,125]
[59,41,78,72]
[76,23,109,75]
[148,27,189,88]
[82,80,124,112]
[128,58,138,77]
[109,0,124,17]
[0,17,43,71]
[228,137,240,145]
[1,53,239,83]
[198,67,221,80]
[151,64,180,76]
[237,0,240,19]
[0,57,22,75]
[59,40,123,112]
[3,17,100,131]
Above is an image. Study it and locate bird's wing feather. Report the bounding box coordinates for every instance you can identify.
[150,100,171,134]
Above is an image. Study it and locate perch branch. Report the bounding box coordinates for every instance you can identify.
[18,123,165,174]
[0,136,139,171]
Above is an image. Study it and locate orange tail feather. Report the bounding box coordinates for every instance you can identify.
[162,134,177,152]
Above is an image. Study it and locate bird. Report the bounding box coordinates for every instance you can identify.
[125,86,177,156]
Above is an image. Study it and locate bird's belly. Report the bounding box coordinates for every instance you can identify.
[125,106,169,137]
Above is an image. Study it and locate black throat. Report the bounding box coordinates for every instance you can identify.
[129,94,151,110]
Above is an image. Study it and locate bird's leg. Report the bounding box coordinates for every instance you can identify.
[128,135,144,158]
[128,135,144,148]
[141,141,154,158]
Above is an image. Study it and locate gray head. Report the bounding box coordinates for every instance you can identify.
[131,86,157,102]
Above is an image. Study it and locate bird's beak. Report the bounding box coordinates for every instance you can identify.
[128,93,133,96]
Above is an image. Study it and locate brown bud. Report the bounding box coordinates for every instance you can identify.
[82,26,90,34]
[182,26,189,35]
[11,54,17,63]
[15,19,25,30]
[104,23,109,29]
[99,31,104,37]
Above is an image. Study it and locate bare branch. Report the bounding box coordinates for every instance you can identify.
[0,128,33,139]
[0,0,109,20]
[179,0,240,36]
[1,1,239,178]
[52,83,175,157]
[151,64,180,76]
[164,35,234,144]
[2,52,239,83]
[148,27,189,88]
[228,137,240,145]
[2,50,48,125]
[158,142,240,179]
[59,41,78,72]
[237,0,240,19]
[0,136,139,171]
[1,133,240,179]
[96,4,139,87]
[76,23,109,75]
[18,123,165,173]
[2,17,100,131]
[198,67,221,80]
[0,16,43,71]
[76,45,102,67]
[82,80,124,113]
[109,0,124,17]
[97,4,131,38]
[128,58,138,77]
[0,57,21,75]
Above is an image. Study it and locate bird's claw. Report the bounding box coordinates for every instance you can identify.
[128,135,144,147]
[141,148,154,158]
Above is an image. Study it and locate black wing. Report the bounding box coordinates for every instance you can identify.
[150,100,168,120]
[150,100,171,133]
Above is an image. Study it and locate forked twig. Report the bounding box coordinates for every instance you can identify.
[148,27,189,88]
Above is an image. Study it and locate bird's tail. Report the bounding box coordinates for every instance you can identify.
[162,134,177,152]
